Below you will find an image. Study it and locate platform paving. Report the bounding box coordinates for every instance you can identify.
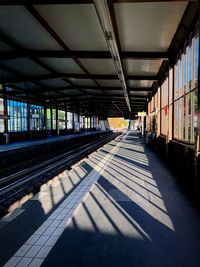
[1,131,200,267]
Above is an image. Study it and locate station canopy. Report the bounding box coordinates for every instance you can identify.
[0,0,197,118]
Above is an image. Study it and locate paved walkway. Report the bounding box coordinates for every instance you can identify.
[1,131,200,267]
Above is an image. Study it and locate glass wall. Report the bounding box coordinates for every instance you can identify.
[52,109,56,130]
[58,110,66,130]
[147,33,199,145]
[67,112,73,129]
[0,98,4,133]
[0,98,4,115]
[8,100,28,132]
[30,104,44,130]
[46,108,51,130]
[173,34,199,143]
[1,97,98,135]
[161,78,169,136]
[80,115,85,129]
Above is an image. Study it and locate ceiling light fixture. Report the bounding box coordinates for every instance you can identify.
[93,0,131,112]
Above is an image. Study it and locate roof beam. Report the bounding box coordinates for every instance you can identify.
[0,73,157,83]
[24,3,101,88]
[49,94,147,101]
[0,50,169,61]
[0,0,190,5]
[36,86,151,92]
[0,30,74,90]
[0,0,93,4]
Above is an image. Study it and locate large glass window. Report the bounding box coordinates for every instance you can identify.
[30,104,44,130]
[0,98,4,132]
[194,35,199,142]
[46,108,51,130]
[161,78,169,136]
[0,119,4,133]
[0,98,4,115]
[67,112,73,129]
[52,109,56,130]
[173,34,199,143]
[80,116,86,129]
[58,110,66,130]
[8,100,28,132]
[148,33,199,145]
[188,43,193,91]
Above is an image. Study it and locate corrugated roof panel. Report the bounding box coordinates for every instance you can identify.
[40,58,85,74]
[35,4,108,51]
[123,59,162,76]
[79,59,116,74]
[0,6,63,50]
[115,2,187,51]
[1,58,50,76]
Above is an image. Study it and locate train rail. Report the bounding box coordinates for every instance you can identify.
[0,132,120,213]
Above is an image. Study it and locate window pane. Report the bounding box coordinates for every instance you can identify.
[175,64,179,99]
[178,97,183,139]
[30,104,44,130]
[161,108,168,135]
[0,119,4,133]
[0,98,4,115]
[58,110,66,130]
[194,89,198,143]
[183,96,186,140]
[183,52,187,93]
[46,109,51,130]
[174,101,179,138]
[187,93,192,142]
[7,100,27,132]
[179,58,182,96]
[67,112,73,129]
[188,43,192,91]
[194,35,199,88]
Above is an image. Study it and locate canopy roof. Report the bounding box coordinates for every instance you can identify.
[0,0,198,117]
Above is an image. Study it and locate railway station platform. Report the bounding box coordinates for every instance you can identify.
[0,130,111,171]
[1,131,200,267]
[0,131,108,153]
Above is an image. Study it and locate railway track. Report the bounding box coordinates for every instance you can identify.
[0,132,120,213]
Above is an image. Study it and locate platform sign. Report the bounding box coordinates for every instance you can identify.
[137,112,146,117]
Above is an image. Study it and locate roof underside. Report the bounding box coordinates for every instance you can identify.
[0,0,197,118]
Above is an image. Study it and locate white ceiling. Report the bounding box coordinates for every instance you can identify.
[79,59,116,75]
[2,58,50,76]
[0,6,63,50]
[129,91,149,96]
[35,4,108,51]
[115,2,187,51]
[57,89,81,96]
[83,89,104,95]
[0,40,14,53]
[40,58,85,74]
[15,82,42,90]
[128,80,154,88]
[69,78,96,87]
[38,78,69,88]
[96,79,121,87]
[0,69,16,80]
[123,59,163,75]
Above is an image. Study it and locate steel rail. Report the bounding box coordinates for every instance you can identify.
[0,132,120,206]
